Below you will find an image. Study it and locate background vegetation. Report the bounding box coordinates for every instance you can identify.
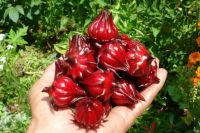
[0,0,200,132]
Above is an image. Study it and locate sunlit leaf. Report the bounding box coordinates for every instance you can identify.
[9,7,19,23]
[5,26,28,46]
[151,27,160,37]
[54,42,69,54]
[31,0,42,7]
[16,5,24,15]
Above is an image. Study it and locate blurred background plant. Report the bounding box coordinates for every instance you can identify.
[0,0,200,132]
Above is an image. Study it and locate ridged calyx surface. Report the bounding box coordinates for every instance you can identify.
[87,10,118,42]
[125,39,154,77]
[98,42,129,72]
[65,34,96,80]
[135,60,160,88]
[111,79,144,106]
[81,70,115,102]
[43,76,86,109]
[74,97,104,129]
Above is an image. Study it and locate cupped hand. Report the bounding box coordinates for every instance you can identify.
[27,61,167,133]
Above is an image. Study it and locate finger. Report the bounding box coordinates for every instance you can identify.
[155,58,159,68]
[29,62,55,103]
[140,68,168,105]
[105,68,167,132]
[38,62,55,87]
[127,68,168,124]
[28,63,55,116]
[29,62,55,92]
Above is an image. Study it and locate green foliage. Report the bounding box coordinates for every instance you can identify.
[0,111,30,133]
[0,0,200,132]
[5,26,28,47]
[4,5,25,23]
[0,44,55,132]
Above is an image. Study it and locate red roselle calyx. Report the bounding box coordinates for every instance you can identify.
[111,79,144,106]
[42,76,86,109]
[55,59,68,79]
[135,59,160,88]
[117,34,132,47]
[74,97,104,129]
[43,9,161,130]
[65,34,96,80]
[125,40,154,77]
[81,70,115,102]
[87,10,118,42]
[98,42,129,72]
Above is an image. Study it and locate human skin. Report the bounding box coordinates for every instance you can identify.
[27,60,167,133]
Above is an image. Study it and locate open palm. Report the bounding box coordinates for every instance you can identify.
[27,61,167,133]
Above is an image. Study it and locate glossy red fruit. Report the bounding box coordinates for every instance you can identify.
[126,50,154,77]
[125,40,154,77]
[42,76,86,109]
[65,34,96,80]
[98,42,129,72]
[87,10,118,42]
[81,70,115,102]
[74,97,104,129]
[127,40,150,55]
[67,34,93,54]
[111,79,144,106]
[135,59,160,88]
[55,59,68,79]
[118,35,151,76]
[117,34,132,47]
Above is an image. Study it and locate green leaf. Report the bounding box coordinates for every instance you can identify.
[8,7,19,23]
[96,0,106,7]
[151,27,160,37]
[34,9,40,15]
[5,27,28,46]
[79,0,85,4]
[16,39,28,45]
[18,26,28,37]
[60,16,68,31]
[54,42,69,54]
[8,29,16,39]
[27,10,32,20]
[83,19,91,31]
[16,5,24,15]
[31,0,42,7]
[3,8,9,19]
[167,86,181,102]
[90,0,106,8]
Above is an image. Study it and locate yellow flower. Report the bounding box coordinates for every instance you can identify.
[196,66,200,78]
[196,36,200,47]
[188,52,200,67]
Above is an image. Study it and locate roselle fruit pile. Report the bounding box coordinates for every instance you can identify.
[43,10,160,129]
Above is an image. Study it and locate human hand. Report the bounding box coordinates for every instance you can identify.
[27,61,167,133]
